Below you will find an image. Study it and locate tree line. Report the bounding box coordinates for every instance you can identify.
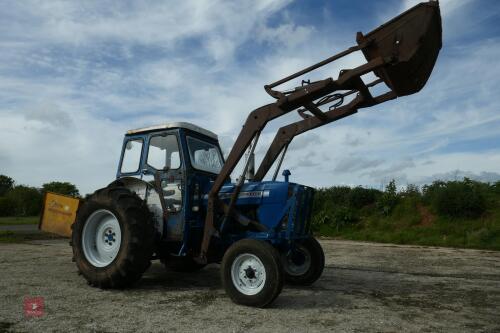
[312,178,500,230]
[2,172,499,224]
[0,175,79,217]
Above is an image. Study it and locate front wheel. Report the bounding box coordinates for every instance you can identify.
[282,237,325,285]
[221,239,283,308]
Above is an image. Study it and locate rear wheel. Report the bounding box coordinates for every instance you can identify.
[282,237,324,285]
[221,239,283,308]
[71,186,155,288]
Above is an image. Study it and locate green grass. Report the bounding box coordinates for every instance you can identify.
[0,216,60,243]
[318,222,500,251]
[312,181,500,251]
[0,216,39,225]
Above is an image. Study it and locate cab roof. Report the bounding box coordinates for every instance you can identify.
[126,122,218,140]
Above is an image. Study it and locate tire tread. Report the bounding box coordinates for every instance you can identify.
[71,185,155,289]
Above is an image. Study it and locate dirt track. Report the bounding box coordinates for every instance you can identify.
[0,239,499,332]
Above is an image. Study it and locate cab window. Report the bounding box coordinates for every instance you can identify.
[147,134,181,170]
[121,138,143,173]
[187,136,223,174]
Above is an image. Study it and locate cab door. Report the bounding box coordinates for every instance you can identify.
[145,132,186,241]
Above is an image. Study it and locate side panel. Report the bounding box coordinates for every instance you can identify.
[114,178,186,242]
[114,129,188,243]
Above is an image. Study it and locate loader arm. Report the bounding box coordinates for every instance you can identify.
[254,90,397,181]
[197,1,442,262]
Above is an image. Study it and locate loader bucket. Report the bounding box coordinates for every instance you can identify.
[357,1,442,96]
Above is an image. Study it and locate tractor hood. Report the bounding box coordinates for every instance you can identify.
[205,181,290,206]
[203,181,314,231]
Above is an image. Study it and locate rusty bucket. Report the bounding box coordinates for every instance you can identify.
[357,1,442,96]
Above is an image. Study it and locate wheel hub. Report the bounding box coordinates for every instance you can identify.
[104,228,116,245]
[283,244,311,277]
[81,209,122,267]
[290,250,306,266]
[231,253,267,296]
[244,266,256,279]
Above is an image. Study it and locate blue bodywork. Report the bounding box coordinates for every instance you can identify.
[116,127,314,262]
[214,181,314,241]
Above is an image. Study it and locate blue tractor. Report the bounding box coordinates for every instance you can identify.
[71,1,441,307]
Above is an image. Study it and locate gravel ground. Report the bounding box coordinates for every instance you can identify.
[0,239,499,332]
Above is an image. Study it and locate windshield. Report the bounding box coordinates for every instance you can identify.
[187,136,223,174]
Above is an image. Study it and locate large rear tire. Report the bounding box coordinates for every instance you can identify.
[282,237,324,285]
[221,239,283,308]
[71,186,155,288]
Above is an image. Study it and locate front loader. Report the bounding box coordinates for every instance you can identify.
[40,1,442,307]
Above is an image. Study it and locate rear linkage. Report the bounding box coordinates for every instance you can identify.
[197,1,442,262]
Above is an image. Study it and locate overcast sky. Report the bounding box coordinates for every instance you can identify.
[1,0,499,195]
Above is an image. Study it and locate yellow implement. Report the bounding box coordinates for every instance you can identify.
[39,192,80,237]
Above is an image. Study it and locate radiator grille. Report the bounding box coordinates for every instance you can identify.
[290,186,315,236]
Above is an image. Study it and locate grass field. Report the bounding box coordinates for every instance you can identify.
[0,216,58,243]
[316,213,500,251]
[0,216,39,225]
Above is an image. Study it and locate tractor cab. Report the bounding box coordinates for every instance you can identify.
[115,122,225,243]
[118,121,223,179]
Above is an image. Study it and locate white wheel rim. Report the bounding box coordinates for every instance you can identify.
[82,209,122,267]
[231,253,266,296]
[283,245,311,276]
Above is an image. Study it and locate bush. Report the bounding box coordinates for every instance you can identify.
[314,186,381,212]
[348,187,381,208]
[312,186,351,223]
[311,210,331,231]
[377,180,399,215]
[422,180,446,205]
[492,181,500,195]
[6,186,43,216]
[42,181,80,197]
[0,197,15,216]
[332,206,359,229]
[318,186,351,207]
[423,178,486,218]
[0,175,14,196]
[312,186,378,232]
[401,184,421,198]
[311,206,358,232]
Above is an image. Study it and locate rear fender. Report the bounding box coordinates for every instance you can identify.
[109,177,164,236]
